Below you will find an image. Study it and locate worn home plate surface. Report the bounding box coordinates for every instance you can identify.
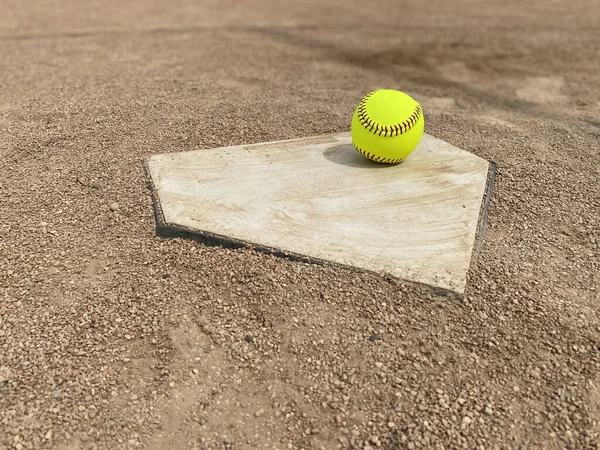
[147,132,494,294]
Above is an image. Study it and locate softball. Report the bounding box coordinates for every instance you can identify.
[351,89,424,164]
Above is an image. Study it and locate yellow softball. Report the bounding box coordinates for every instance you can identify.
[351,89,424,164]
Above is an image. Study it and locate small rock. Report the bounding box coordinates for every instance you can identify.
[0,366,13,383]
[199,418,207,425]
[462,416,472,425]
[45,430,53,440]
[110,202,120,211]
[244,334,254,343]
[369,334,380,342]
[254,408,265,417]
[484,406,493,415]
[91,181,101,189]
[388,422,396,428]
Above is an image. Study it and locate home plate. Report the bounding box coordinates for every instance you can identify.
[146,132,495,295]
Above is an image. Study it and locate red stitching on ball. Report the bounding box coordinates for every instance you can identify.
[352,143,405,164]
[356,90,422,138]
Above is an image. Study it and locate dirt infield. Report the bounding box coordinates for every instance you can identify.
[1,1,598,449]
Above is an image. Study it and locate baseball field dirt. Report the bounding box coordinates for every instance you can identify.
[0,1,598,449]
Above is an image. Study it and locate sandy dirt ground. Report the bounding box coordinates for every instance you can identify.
[1,1,599,449]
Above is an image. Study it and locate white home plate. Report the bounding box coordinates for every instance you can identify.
[147,132,494,294]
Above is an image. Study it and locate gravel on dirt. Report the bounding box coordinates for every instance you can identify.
[0,0,599,449]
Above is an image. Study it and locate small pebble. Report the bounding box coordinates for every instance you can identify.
[110,202,120,211]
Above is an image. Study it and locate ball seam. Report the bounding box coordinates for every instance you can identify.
[353,143,404,164]
[357,89,423,138]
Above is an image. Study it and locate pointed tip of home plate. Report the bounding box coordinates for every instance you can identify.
[146,132,495,295]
